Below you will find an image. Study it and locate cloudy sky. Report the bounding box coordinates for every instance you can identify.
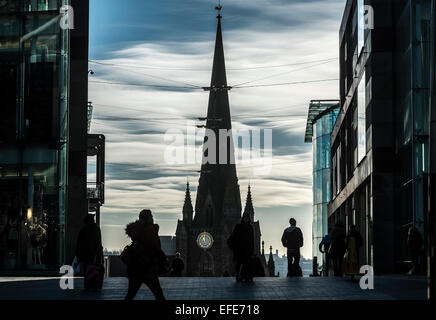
[88,0,345,259]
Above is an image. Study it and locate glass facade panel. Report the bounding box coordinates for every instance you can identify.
[0,0,68,270]
[311,108,338,269]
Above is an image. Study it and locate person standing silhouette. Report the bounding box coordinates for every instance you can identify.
[407,226,423,275]
[171,252,184,277]
[344,225,363,280]
[281,218,304,277]
[227,213,255,282]
[76,214,103,290]
[330,220,346,277]
[124,209,165,300]
[319,228,332,276]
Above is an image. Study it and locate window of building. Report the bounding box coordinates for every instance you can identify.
[344,42,347,61]
[332,152,337,197]
[336,144,341,194]
[345,76,348,96]
[357,71,366,164]
[357,0,365,58]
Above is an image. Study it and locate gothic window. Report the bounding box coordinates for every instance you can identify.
[201,253,214,275]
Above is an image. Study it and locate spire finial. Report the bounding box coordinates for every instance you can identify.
[215,1,222,19]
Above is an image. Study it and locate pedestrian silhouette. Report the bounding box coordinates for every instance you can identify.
[407,226,423,275]
[121,209,165,300]
[227,213,255,282]
[281,218,303,277]
[344,225,363,280]
[330,220,346,277]
[319,228,332,276]
[171,252,184,277]
[76,214,103,290]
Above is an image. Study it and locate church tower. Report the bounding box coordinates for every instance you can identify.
[194,5,242,226]
[176,5,242,276]
[176,6,263,277]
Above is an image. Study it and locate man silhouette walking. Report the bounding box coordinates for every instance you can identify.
[281,218,304,277]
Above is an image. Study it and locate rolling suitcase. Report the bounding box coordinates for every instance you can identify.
[85,263,105,290]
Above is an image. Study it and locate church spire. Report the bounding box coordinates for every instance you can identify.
[183,181,193,223]
[204,3,232,131]
[215,1,222,19]
[243,184,254,222]
[268,246,275,277]
[194,4,241,225]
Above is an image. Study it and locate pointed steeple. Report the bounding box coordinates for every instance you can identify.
[195,5,241,225]
[243,184,254,222]
[204,4,233,137]
[268,246,274,262]
[268,246,275,277]
[183,181,193,223]
[207,8,229,123]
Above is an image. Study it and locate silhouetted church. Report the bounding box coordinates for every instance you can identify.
[175,7,262,276]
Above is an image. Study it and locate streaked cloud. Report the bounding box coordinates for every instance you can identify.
[89,0,344,258]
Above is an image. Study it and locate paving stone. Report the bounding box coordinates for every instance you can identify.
[0,275,427,300]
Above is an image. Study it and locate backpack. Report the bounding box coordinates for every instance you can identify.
[120,242,152,269]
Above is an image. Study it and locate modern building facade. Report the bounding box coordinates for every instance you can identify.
[176,8,263,276]
[304,100,339,273]
[0,0,100,272]
[428,0,436,299]
[329,0,432,274]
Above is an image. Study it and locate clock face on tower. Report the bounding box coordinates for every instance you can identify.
[196,232,214,250]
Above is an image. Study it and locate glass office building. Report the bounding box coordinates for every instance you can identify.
[0,0,92,272]
[305,100,339,273]
[329,0,432,273]
[394,0,431,263]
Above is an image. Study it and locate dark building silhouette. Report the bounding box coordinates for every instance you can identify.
[260,241,268,275]
[329,0,432,274]
[176,8,262,276]
[0,1,104,272]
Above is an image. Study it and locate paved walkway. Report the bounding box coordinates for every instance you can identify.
[0,276,427,300]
